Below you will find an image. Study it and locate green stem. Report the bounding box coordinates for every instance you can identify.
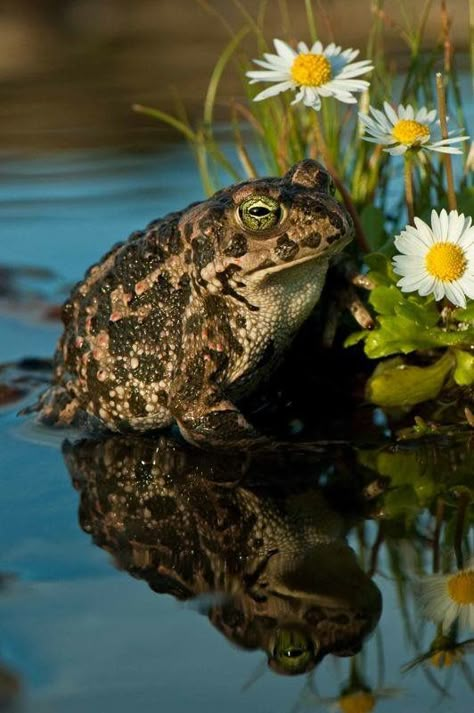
[470,0,474,92]
[436,72,457,211]
[313,113,370,253]
[404,154,415,224]
[304,0,318,42]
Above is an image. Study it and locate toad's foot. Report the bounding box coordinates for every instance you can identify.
[175,396,350,453]
[175,398,269,450]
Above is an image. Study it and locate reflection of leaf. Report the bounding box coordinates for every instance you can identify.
[382,487,421,520]
[365,352,454,408]
[359,439,474,515]
[453,350,474,386]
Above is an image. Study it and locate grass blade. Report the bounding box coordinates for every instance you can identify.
[132,104,197,142]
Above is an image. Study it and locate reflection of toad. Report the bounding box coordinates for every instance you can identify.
[65,435,382,675]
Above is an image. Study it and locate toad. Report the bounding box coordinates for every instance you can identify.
[34,159,353,447]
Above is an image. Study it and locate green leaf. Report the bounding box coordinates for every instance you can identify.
[361,314,441,358]
[453,303,474,323]
[364,252,398,286]
[430,327,474,348]
[453,349,474,386]
[345,271,474,358]
[394,298,439,327]
[365,351,455,408]
[369,285,402,315]
[344,330,367,348]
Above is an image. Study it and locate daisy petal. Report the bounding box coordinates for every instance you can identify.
[273,39,296,60]
[253,81,294,101]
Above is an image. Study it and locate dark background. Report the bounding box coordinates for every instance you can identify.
[0,0,471,152]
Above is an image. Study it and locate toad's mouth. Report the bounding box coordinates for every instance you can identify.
[245,233,351,284]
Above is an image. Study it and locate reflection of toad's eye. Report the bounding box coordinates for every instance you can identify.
[269,627,316,675]
[238,195,283,232]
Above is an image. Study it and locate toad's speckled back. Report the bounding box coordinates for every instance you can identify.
[36,159,353,447]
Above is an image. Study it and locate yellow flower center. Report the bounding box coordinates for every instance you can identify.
[447,569,474,604]
[425,242,467,282]
[430,649,462,668]
[391,119,430,145]
[291,53,332,87]
[339,691,376,713]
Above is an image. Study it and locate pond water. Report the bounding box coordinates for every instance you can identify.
[1,147,474,713]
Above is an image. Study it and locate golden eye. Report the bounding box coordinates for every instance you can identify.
[237,195,283,232]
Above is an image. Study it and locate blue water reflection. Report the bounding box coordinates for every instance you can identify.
[1,147,474,713]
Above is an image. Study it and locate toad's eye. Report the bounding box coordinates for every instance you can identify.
[237,195,283,232]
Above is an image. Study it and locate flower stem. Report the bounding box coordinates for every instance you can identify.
[304,0,318,42]
[436,72,457,211]
[312,113,370,253]
[454,491,470,569]
[433,496,445,573]
[403,154,415,225]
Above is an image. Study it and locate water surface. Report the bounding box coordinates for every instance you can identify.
[1,149,474,713]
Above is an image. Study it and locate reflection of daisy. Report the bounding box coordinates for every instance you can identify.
[319,684,401,713]
[246,39,373,111]
[392,209,474,308]
[402,629,474,671]
[295,660,402,713]
[337,690,376,713]
[359,102,469,155]
[419,559,474,633]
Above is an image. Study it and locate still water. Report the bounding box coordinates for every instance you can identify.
[1,147,474,712]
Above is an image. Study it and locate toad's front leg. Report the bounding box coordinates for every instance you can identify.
[172,386,266,450]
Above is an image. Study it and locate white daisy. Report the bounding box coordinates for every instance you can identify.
[419,558,474,633]
[359,101,469,155]
[246,38,373,111]
[392,209,474,308]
